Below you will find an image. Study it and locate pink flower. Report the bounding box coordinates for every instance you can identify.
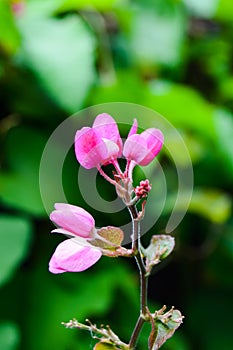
[123,119,164,166]
[50,203,95,238]
[49,203,102,274]
[75,113,123,169]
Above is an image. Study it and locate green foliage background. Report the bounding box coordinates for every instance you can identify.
[0,0,233,349]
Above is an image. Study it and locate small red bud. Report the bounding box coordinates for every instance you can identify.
[134,179,152,198]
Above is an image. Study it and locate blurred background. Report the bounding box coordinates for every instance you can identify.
[0,0,233,349]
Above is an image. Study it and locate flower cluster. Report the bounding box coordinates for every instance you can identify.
[49,114,164,274]
[47,114,184,350]
[134,179,152,199]
[75,113,163,181]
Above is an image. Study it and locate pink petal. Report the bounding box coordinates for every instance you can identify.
[75,127,120,168]
[93,113,120,141]
[139,128,164,165]
[75,127,106,168]
[127,119,138,138]
[123,134,148,164]
[50,204,95,238]
[54,203,92,216]
[75,127,99,152]
[102,138,120,160]
[81,141,120,168]
[93,113,123,156]
[49,239,102,274]
[123,128,164,166]
[74,115,123,168]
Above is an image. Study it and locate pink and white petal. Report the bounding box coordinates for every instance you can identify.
[54,203,94,220]
[75,127,103,168]
[127,119,138,138]
[93,113,121,143]
[141,128,164,150]
[137,151,155,166]
[51,228,76,237]
[102,138,119,162]
[50,210,95,238]
[49,239,102,274]
[54,203,72,211]
[79,141,110,169]
[123,134,148,163]
[139,128,164,165]
[75,127,98,152]
[116,136,123,157]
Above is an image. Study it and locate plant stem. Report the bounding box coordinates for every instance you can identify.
[128,205,148,349]
[97,165,117,186]
[128,205,139,252]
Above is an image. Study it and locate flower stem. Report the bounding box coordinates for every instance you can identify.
[128,205,148,349]
[97,165,117,186]
[111,159,123,176]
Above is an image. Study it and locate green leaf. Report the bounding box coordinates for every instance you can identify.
[150,307,183,350]
[164,129,206,166]
[183,0,218,18]
[94,342,120,350]
[92,76,216,142]
[0,1,21,54]
[16,14,96,112]
[0,126,47,216]
[165,188,232,223]
[130,3,187,67]
[58,0,120,12]
[219,76,233,101]
[0,125,78,216]
[215,0,233,20]
[0,323,20,350]
[214,109,233,177]
[91,70,149,105]
[145,235,175,274]
[20,0,64,17]
[0,215,32,287]
[188,189,231,223]
[147,80,216,141]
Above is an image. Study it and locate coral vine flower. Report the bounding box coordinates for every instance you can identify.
[123,119,164,166]
[49,203,102,273]
[50,203,95,238]
[75,113,123,169]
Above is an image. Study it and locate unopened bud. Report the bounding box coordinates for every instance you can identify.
[134,179,152,198]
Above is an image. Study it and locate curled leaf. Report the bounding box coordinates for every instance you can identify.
[145,235,175,275]
[90,227,124,249]
[149,306,184,350]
